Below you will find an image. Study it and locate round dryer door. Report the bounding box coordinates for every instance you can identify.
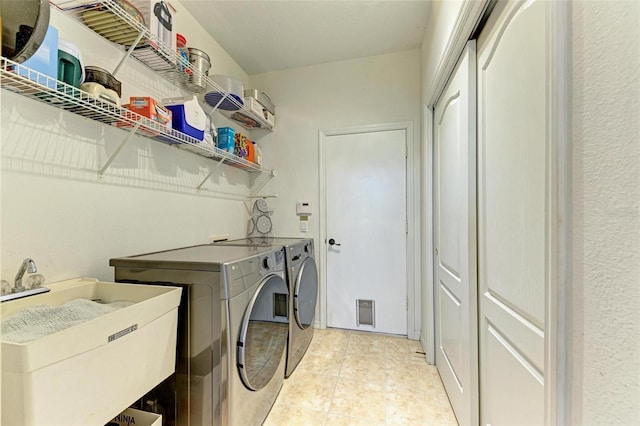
[237,274,288,391]
[294,257,318,329]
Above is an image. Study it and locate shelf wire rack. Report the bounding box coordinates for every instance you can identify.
[1,57,270,178]
[50,0,273,130]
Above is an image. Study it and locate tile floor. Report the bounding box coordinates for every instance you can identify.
[264,328,458,425]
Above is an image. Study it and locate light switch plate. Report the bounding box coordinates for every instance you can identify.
[300,221,308,232]
[296,202,312,216]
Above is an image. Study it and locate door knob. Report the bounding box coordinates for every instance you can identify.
[328,238,341,246]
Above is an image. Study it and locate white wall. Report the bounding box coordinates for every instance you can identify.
[249,50,422,337]
[571,1,640,424]
[0,2,253,283]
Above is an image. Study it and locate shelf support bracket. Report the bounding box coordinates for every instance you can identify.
[98,122,141,178]
[197,154,229,190]
[250,169,277,196]
[112,30,145,77]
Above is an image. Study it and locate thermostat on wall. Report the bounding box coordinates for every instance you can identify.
[296,202,312,216]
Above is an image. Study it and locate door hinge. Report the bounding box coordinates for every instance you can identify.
[406,297,409,310]
[406,221,408,234]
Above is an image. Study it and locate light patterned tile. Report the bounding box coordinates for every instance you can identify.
[385,363,441,393]
[339,353,385,386]
[386,386,445,425]
[278,372,337,412]
[385,350,429,368]
[328,376,386,422]
[264,403,327,426]
[325,412,386,426]
[296,350,345,377]
[434,377,449,399]
[346,332,387,355]
[441,402,459,425]
[384,336,422,354]
[317,328,352,340]
[407,338,424,353]
[271,329,450,426]
[310,328,351,353]
[429,365,443,381]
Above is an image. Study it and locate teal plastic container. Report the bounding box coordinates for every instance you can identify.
[57,39,83,88]
[217,127,235,153]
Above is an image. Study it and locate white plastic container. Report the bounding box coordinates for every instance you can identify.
[245,96,276,128]
[80,82,121,107]
[253,141,263,166]
[109,408,162,426]
[1,277,181,426]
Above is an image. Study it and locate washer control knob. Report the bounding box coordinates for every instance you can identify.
[263,256,272,270]
[304,244,310,253]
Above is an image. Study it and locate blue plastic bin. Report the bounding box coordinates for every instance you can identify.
[166,104,205,141]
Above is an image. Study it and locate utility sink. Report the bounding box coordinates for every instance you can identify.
[1,277,182,426]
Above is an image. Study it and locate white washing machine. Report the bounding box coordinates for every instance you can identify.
[110,244,288,426]
[215,238,318,377]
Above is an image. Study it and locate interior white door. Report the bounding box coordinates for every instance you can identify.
[477,0,548,424]
[325,129,407,335]
[433,40,478,426]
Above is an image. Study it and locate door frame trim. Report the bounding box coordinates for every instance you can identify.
[425,0,489,107]
[421,104,436,362]
[546,2,573,424]
[318,121,418,338]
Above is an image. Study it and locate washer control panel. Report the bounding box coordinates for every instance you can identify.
[262,256,273,270]
[259,249,284,275]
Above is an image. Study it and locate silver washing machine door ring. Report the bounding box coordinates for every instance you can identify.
[293,257,318,330]
[237,273,288,391]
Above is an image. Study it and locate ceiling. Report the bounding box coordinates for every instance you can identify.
[180,1,432,75]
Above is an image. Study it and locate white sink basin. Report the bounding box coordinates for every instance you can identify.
[1,277,181,426]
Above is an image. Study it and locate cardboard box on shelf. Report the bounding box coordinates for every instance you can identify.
[116,97,172,137]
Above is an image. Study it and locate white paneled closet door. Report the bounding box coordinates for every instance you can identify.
[433,41,478,426]
[477,0,548,424]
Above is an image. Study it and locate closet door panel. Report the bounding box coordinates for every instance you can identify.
[434,40,478,426]
[477,0,548,424]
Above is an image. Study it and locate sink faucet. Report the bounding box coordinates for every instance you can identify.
[13,258,37,293]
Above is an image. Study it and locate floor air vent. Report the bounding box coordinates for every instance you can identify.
[356,299,375,327]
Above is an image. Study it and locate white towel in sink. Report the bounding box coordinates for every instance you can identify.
[1,298,134,343]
